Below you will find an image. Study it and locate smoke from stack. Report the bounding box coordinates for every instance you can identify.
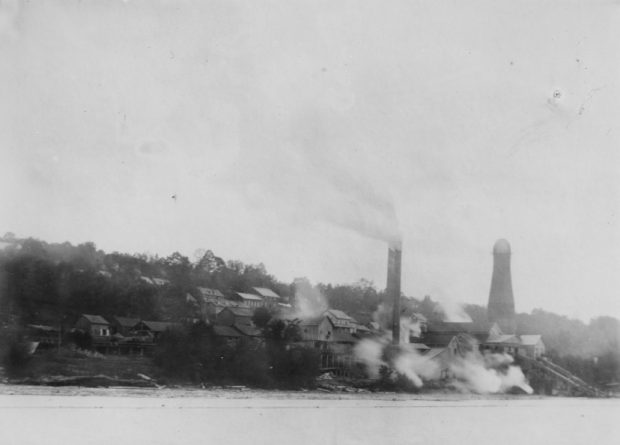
[488,239,516,334]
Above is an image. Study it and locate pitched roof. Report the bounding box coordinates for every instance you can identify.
[486,334,520,345]
[233,323,262,337]
[139,276,154,285]
[326,309,355,320]
[140,321,181,332]
[27,324,59,332]
[112,316,140,328]
[410,342,431,351]
[520,334,543,346]
[81,314,109,325]
[425,347,449,360]
[252,287,280,299]
[325,309,359,328]
[223,307,255,317]
[213,325,243,338]
[151,278,170,286]
[299,316,324,327]
[235,292,263,301]
[197,287,225,298]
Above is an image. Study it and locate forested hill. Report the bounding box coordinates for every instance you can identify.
[0,233,618,369]
[0,234,292,325]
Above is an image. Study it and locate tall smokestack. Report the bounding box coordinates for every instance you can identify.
[387,242,402,344]
[488,239,516,334]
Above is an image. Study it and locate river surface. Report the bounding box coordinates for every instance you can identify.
[0,385,618,445]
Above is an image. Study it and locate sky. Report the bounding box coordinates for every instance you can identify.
[1,0,619,321]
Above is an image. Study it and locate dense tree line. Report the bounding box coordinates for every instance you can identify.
[0,235,290,327]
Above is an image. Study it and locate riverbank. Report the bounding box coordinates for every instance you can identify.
[0,387,617,445]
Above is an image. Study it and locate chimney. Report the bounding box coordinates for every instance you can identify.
[487,239,516,334]
[387,242,402,344]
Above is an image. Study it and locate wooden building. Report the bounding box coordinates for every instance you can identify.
[75,314,111,342]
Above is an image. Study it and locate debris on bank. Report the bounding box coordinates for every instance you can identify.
[12,374,163,388]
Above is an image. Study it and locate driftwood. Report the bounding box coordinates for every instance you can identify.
[13,374,161,388]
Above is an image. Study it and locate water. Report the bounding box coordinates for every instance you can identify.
[0,385,618,445]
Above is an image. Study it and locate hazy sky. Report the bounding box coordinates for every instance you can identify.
[1,1,618,321]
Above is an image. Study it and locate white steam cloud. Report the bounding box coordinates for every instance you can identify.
[353,336,439,388]
[450,352,533,395]
[434,300,472,323]
[355,335,533,394]
[292,278,328,320]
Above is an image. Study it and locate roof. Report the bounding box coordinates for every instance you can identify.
[252,287,280,299]
[233,323,262,337]
[486,334,520,345]
[152,278,170,286]
[325,310,358,328]
[410,342,431,351]
[520,334,543,346]
[213,325,243,338]
[27,324,59,332]
[111,316,140,328]
[222,307,255,317]
[81,314,109,325]
[326,309,355,320]
[139,276,154,285]
[140,321,181,332]
[235,292,263,301]
[197,287,225,298]
[299,316,324,327]
[425,347,449,361]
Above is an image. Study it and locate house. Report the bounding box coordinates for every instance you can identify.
[212,325,243,344]
[132,320,181,340]
[187,288,230,321]
[75,314,111,342]
[216,307,255,326]
[231,292,264,308]
[197,287,225,301]
[298,310,363,349]
[519,335,546,358]
[484,334,522,355]
[215,307,263,338]
[325,309,360,333]
[109,316,140,337]
[252,287,280,306]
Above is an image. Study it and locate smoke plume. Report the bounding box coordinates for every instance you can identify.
[450,351,533,394]
[292,278,328,320]
[353,337,387,379]
[434,300,472,323]
[353,336,439,388]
